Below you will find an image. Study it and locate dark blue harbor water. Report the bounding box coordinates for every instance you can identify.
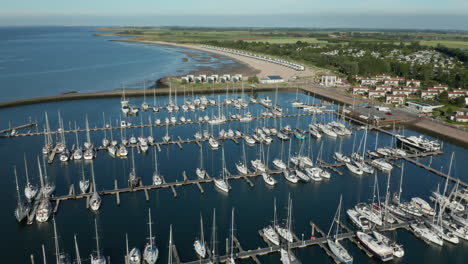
[0,26,238,102]
[1,90,467,263]
[0,27,467,264]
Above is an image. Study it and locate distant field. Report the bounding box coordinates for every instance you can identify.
[420,40,468,49]
[242,38,327,44]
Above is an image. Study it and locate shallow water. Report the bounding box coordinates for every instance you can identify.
[0,26,237,102]
[1,90,467,263]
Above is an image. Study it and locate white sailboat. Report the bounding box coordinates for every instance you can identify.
[235,143,248,175]
[88,160,101,211]
[263,199,280,245]
[79,160,90,194]
[91,219,107,264]
[194,214,207,258]
[214,147,229,193]
[126,233,141,264]
[36,157,52,223]
[372,231,404,258]
[14,166,30,223]
[276,196,294,243]
[143,209,159,264]
[327,195,353,264]
[74,235,82,264]
[72,126,83,160]
[128,148,140,188]
[83,117,94,160]
[196,144,207,179]
[152,147,163,186]
[262,172,277,186]
[356,231,393,262]
[410,223,443,246]
[23,154,38,201]
[42,156,55,197]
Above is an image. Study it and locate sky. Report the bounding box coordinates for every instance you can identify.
[1,0,468,30]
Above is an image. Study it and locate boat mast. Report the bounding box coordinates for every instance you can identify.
[200,214,205,247]
[94,219,101,260]
[442,152,454,197]
[125,233,129,264]
[384,172,391,224]
[91,160,97,194]
[74,235,81,264]
[24,154,31,186]
[230,208,235,260]
[273,198,277,227]
[335,195,342,243]
[148,208,154,247]
[168,225,173,264]
[53,218,60,264]
[85,116,91,145]
[102,113,107,140]
[80,160,86,182]
[199,144,203,169]
[42,244,47,264]
[397,163,404,202]
[361,126,368,159]
[37,157,45,198]
[154,145,159,174]
[211,208,217,263]
[14,166,22,208]
[131,148,136,174]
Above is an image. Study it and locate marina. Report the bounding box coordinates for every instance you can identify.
[1,27,467,264]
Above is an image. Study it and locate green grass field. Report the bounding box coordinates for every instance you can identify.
[420,40,468,49]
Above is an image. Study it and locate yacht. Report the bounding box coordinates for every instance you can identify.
[305,168,322,182]
[263,199,281,246]
[334,152,351,163]
[396,135,440,152]
[370,159,393,172]
[280,248,301,264]
[276,197,294,243]
[262,173,277,186]
[214,148,230,193]
[295,170,310,182]
[194,214,207,258]
[346,209,371,231]
[23,155,38,201]
[118,145,128,157]
[79,161,90,194]
[152,148,163,186]
[128,149,140,188]
[14,167,30,223]
[91,219,107,264]
[196,145,207,179]
[356,232,393,262]
[353,160,374,174]
[244,135,256,145]
[443,219,468,240]
[410,224,443,246]
[273,159,287,170]
[327,196,353,264]
[128,246,141,264]
[89,161,101,211]
[208,137,219,149]
[355,203,383,226]
[277,132,289,140]
[411,197,435,216]
[251,159,267,172]
[283,171,299,184]
[36,199,52,223]
[345,162,363,175]
[372,231,404,258]
[236,162,248,175]
[429,222,459,244]
[143,209,159,264]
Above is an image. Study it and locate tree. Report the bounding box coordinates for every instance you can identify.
[247,76,259,84]
[452,96,467,107]
[438,91,449,103]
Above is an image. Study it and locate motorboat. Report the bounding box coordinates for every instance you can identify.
[356,232,393,262]
[262,173,277,186]
[346,209,371,231]
[372,231,404,258]
[410,224,443,246]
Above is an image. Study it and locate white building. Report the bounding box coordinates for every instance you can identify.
[320,75,341,86]
[260,75,284,84]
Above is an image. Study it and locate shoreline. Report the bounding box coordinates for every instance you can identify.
[115,39,321,80]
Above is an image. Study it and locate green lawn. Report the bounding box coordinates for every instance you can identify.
[420,40,468,49]
[242,38,328,44]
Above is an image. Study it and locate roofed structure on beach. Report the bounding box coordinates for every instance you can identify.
[260,75,284,84]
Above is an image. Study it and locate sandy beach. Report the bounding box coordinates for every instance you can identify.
[121,40,322,80]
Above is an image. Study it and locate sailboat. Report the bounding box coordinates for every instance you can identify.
[214,147,230,193]
[152,147,163,186]
[14,166,30,223]
[235,142,248,175]
[276,196,294,243]
[23,154,38,201]
[143,209,159,264]
[196,144,207,179]
[194,214,207,258]
[226,208,236,264]
[42,156,55,197]
[356,231,393,262]
[327,195,353,264]
[73,123,83,160]
[101,113,110,148]
[209,209,218,264]
[273,140,288,170]
[334,138,351,163]
[372,231,404,258]
[128,148,140,188]
[262,199,280,246]
[91,219,107,264]
[79,160,90,194]
[141,81,150,111]
[53,218,72,264]
[88,160,101,211]
[36,157,52,223]
[393,164,422,217]
[121,85,131,115]
[83,117,94,160]
[126,233,141,264]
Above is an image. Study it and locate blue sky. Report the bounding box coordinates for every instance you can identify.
[1,0,468,29]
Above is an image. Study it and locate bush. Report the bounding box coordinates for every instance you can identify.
[248,76,259,84]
